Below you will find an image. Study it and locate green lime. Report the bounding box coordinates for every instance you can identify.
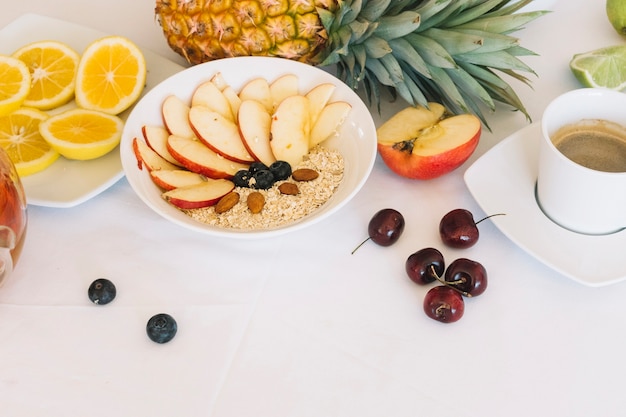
[607,0,626,36]
[570,45,626,90]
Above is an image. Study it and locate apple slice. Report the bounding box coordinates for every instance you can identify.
[210,72,229,91]
[376,103,480,180]
[150,169,207,191]
[167,134,249,179]
[132,137,179,172]
[191,81,235,122]
[305,83,336,126]
[269,73,299,111]
[222,86,242,120]
[377,103,446,145]
[162,179,235,209]
[162,95,195,139]
[239,77,272,112]
[142,125,184,167]
[238,100,276,166]
[270,95,311,167]
[189,106,255,163]
[309,101,352,147]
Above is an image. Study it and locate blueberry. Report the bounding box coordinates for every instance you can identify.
[232,169,251,188]
[88,278,116,305]
[248,161,269,174]
[251,169,275,189]
[146,313,178,344]
[269,160,292,181]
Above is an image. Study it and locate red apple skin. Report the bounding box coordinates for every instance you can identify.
[377,115,481,180]
[162,179,235,209]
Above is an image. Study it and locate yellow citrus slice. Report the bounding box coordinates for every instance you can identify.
[75,36,147,115]
[0,55,31,117]
[39,108,123,160]
[11,40,80,110]
[0,107,59,176]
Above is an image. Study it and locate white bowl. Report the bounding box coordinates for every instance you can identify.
[120,57,377,239]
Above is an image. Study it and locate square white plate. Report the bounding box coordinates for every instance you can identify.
[464,123,626,287]
[0,13,185,207]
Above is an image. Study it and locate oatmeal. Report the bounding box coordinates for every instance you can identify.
[183,146,344,230]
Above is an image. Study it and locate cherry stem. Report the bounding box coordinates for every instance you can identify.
[351,237,371,255]
[475,213,506,225]
[429,265,472,297]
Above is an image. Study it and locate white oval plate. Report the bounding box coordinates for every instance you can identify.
[464,123,626,287]
[120,56,377,239]
[0,14,186,208]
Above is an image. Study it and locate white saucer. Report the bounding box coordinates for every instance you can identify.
[464,123,626,287]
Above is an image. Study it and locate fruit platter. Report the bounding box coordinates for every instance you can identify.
[121,56,377,238]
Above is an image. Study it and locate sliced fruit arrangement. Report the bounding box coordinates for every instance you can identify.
[132,71,351,210]
[0,36,146,176]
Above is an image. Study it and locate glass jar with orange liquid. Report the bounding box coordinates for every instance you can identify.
[0,146,27,286]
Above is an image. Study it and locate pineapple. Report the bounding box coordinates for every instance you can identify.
[155,0,547,124]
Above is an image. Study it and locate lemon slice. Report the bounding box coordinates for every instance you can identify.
[0,107,59,176]
[0,55,31,117]
[570,45,626,90]
[75,36,147,115]
[39,108,123,160]
[11,40,80,110]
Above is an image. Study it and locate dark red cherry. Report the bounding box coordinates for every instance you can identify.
[423,286,465,323]
[444,258,487,297]
[405,247,444,285]
[352,208,405,253]
[439,208,479,248]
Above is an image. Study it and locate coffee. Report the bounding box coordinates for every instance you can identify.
[551,119,626,172]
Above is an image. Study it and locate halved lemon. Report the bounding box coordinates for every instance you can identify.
[75,36,147,115]
[0,55,31,117]
[39,108,123,160]
[0,107,59,176]
[11,40,80,110]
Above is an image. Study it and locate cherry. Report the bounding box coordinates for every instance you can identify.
[352,208,405,254]
[405,247,444,285]
[439,209,504,249]
[423,286,465,323]
[444,258,487,297]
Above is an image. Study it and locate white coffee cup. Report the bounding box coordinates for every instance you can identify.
[537,88,626,235]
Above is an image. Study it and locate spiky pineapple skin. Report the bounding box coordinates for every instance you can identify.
[155,0,335,65]
[155,0,547,125]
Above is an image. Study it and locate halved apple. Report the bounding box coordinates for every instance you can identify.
[270,74,299,111]
[188,106,255,164]
[132,137,179,172]
[150,169,207,191]
[238,99,276,166]
[142,125,183,167]
[191,81,234,121]
[162,95,195,139]
[239,77,272,112]
[309,101,352,148]
[377,103,481,180]
[162,179,235,209]
[306,83,336,126]
[270,95,311,167]
[167,134,249,179]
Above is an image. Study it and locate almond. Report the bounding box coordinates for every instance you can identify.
[278,182,299,195]
[247,191,265,214]
[292,168,319,182]
[215,191,240,214]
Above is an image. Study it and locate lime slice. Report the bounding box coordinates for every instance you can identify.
[570,45,626,90]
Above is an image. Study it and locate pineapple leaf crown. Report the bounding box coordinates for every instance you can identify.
[316,0,548,126]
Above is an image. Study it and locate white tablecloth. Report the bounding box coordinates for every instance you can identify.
[2,1,625,416]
